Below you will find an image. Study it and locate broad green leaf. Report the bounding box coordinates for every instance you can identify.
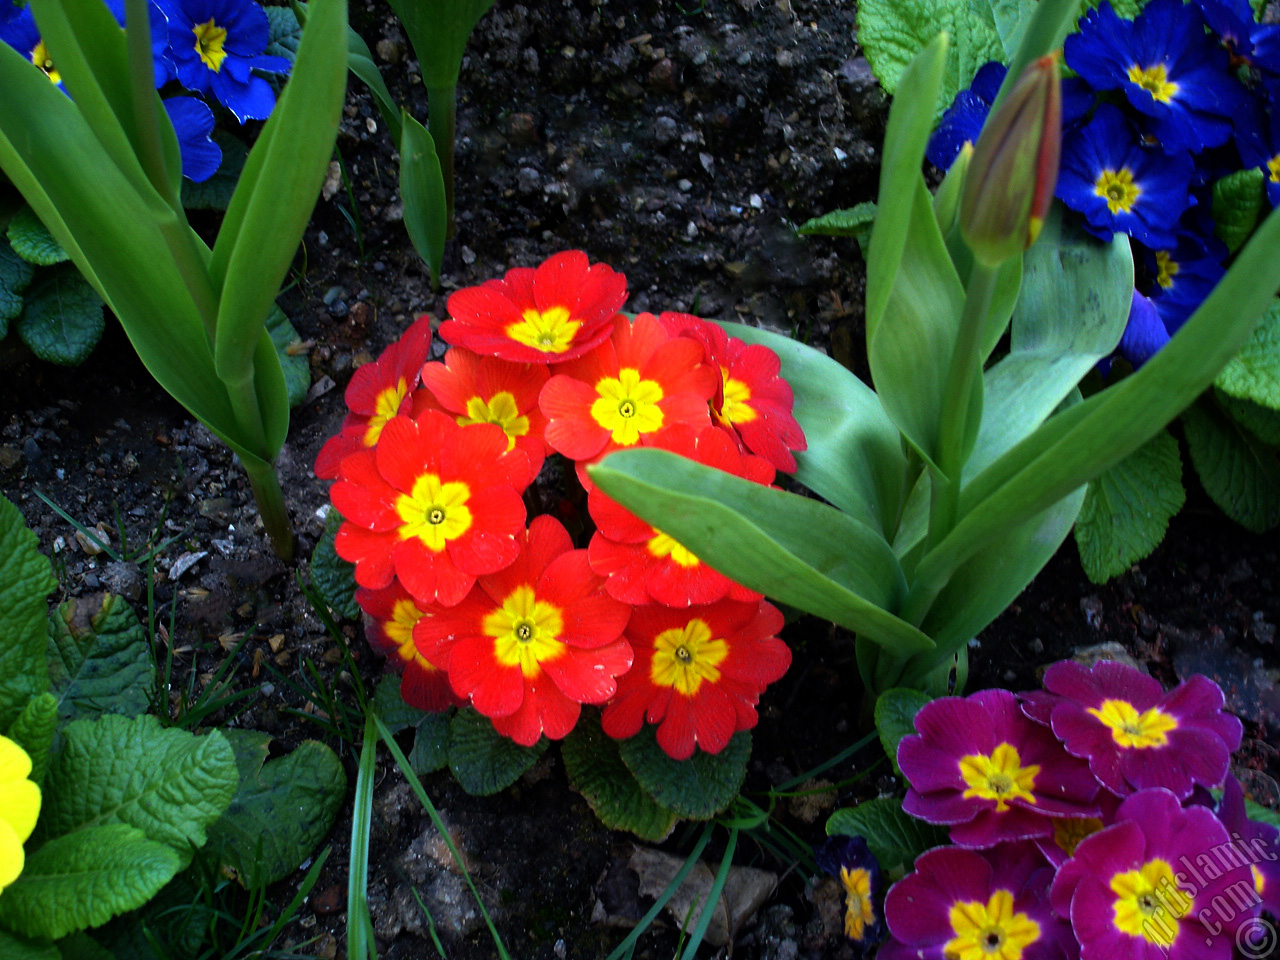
[562,713,679,842]
[1213,168,1265,256]
[1246,797,1280,828]
[47,593,155,729]
[985,0,1036,56]
[372,674,430,732]
[8,204,68,265]
[447,707,547,796]
[205,731,347,887]
[856,0,1000,109]
[797,202,876,251]
[1183,397,1280,533]
[1219,390,1280,445]
[400,113,447,286]
[0,238,35,325]
[311,508,359,620]
[718,321,907,537]
[825,797,947,874]
[875,688,931,775]
[38,714,238,853]
[1215,299,1280,410]
[6,692,57,786]
[590,450,934,655]
[179,131,249,211]
[266,4,304,61]
[1073,429,1184,584]
[0,929,60,960]
[0,824,181,941]
[409,713,451,775]
[0,492,55,731]
[617,727,750,821]
[265,304,309,407]
[387,0,495,90]
[16,265,105,366]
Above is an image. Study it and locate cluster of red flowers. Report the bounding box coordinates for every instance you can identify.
[317,251,805,760]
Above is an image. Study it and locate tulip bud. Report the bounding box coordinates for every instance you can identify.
[959,53,1061,266]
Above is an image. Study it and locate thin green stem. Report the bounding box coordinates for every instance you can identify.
[426,85,457,238]
[242,457,294,562]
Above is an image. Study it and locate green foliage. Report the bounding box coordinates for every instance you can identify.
[616,728,750,820]
[0,238,35,329]
[1213,168,1266,256]
[1216,299,1280,411]
[400,113,448,285]
[7,204,69,265]
[47,593,155,730]
[0,929,59,960]
[1074,428,1185,584]
[1183,397,1280,533]
[311,508,360,620]
[448,707,547,795]
[797,202,876,255]
[874,688,930,775]
[825,797,948,874]
[265,303,310,408]
[0,493,55,732]
[14,264,105,365]
[562,713,679,842]
[5,692,57,786]
[1247,798,1280,827]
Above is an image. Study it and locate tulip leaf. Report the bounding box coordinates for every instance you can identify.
[448,707,547,796]
[563,713,679,842]
[1183,396,1280,534]
[1215,298,1280,411]
[387,0,495,90]
[0,492,55,732]
[875,688,931,775]
[1073,428,1185,584]
[718,321,907,538]
[47,593,155,732]
[8,204,69,265]
[617,727,750,821]
[400,113,448,287]
[16,264,105,366]
[590,449,934,655]
[825,797,947,875]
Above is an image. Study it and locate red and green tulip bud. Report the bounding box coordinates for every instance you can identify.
[959,53,1062,266]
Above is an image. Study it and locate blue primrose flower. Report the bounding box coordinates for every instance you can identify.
[1195,0,1280,76]
[1116,288,1170,368]
[163,96,221,182]
[926,61,1006,170]
[158,0,290,123]
[815,836,884,952]
[1057,103,1194,248]
[1236,93,1280,207]
[1147,239,1226,332]
[1065,0,1247,153]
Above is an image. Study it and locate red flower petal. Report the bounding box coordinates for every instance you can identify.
[543,641,633,704]
[336,523,396,589]
[449,633,526,717]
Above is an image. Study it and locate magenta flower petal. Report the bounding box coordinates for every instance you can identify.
[1214,776,1280,919]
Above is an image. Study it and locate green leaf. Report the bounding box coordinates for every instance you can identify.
[590,450,934,656]
[409,713,451,775]
[399,113,447,287]
[0,824,182,942]
[8,204,69,265]
[0,929,60,960]
[1073,429,1185,584]
[874,688,931,775]
[386,0,495,90]
[718,321,907,539]
[204,730,347,887]
[825,797,947,874]
[1213,168,1265,256]
[616,727,750,821]
[856,0,1001,109]
[1246,797,1280,828]
[266,5,304,61]
[47,593,155,730]
[1218,390,1280,446]
[1215,298,1280,410]
[1183,397,1280,533]
[37,714,238,854]
[264,304,309,408]
[447,707,547,796]
[797,202,876,253]
[371,674,433,732]
[54,931,115,960]
[16,264,105,366]
[311,508,359,620]
[562,712,679,842]
[0,492,55,731]
[984,0,1036,57]
[0,236,35,325]
[179,131,249,211]
[6,692,58,786]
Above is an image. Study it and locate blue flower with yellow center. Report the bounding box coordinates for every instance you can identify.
[816,836,884,953]
[156,0,290,122]
[1196,0,1280,75]
[1057,104,1193,248]
[1146,238,1226,333]
[1066,0,1248,153]
[163,96,222,182]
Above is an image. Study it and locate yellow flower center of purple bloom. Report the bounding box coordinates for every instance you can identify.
[485,585,566,677]
[959,742,1039,812]
[591,368,665,445]
[1254,864,1265,897]
[1094,168,1141,215]
[193,18,229,73]
[396,474,472,552]
[1126,63,1179,103]
[650,618,727,697]
[1111,858,1189,947]
[1052,816,1105,857]
[1087,699,1178,749]
[363,378,410,447]
[1155,251,1179,289]
[506,305,581,353]
[840,866,875,942]
[29,41,60,85]
[384,598,435,671]
[646,531,700,568]
[945,889,1041,960]
[459,391,528,451]
[720,372,757,424]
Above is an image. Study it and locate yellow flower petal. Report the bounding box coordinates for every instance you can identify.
[0,735,33,783]
[0,816,25,891]
[0,780,41,844]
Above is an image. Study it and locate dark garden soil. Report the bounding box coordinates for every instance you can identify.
[0,1,1277,958]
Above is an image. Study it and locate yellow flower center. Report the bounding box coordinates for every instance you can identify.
[1155,251,1179,290]
[720,372,757,425]
[590,368,665,445]
[840,866,876,942]
[1094,168,1142,215]
[959,743,1039,812]
[29,41,60,85]
[945,889,1041,960]
[1052,816,1104,858]
[646,531,700,568]
[484,584,565,678]
[1268,154,1280,184]
[383,598,436,672]
[505,305,582,353]
[395,474,472,552]
[363,378,410,448]
[1111,859,1189,947]
[1126,63,1179,104]
[1254,864,1266,897]
[458,391,529,451]
[1087,699,1178,749]
[650,618,728,697]
[193,18,229,72]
